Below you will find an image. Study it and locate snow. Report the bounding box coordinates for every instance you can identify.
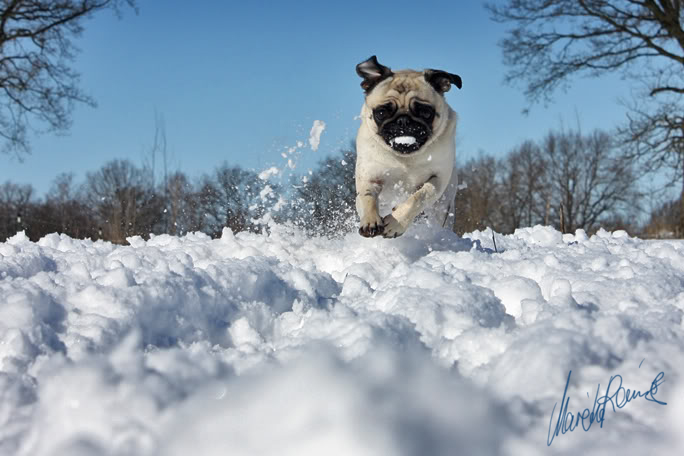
[390,135,417,146]
[1,224,683,455]
[258,184,274,201]
[308,120,326,151]
[258,167,280,180]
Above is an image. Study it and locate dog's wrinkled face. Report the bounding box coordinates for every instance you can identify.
[356,56,461,154]
[371,98,434,153]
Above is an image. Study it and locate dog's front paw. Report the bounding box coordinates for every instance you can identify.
[381,214,407,238]
[359,213,385,238]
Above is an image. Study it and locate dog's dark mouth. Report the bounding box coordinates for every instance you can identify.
[380,115,431,154]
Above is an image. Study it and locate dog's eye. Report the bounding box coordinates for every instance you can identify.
[373,105,393,123]
[416,105,435,121]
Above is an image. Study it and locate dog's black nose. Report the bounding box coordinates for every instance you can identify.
[396,115,411,127]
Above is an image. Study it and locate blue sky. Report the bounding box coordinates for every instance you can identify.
[1,0,630,195]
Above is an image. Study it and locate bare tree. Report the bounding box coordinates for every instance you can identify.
[453,154,501,235]
[199,163,278,236]
[487,1,684,229]
[46,172,76,232]
[30,174,96,240]
[0,0,136,157]
[142,111,176,232]
[165,171,198,236]
[451,130,640,235]
[0,180,33,238]
[84,159,161,243]
[498,140,550,231]
[643,197,681,237]
[542,129,641,232]
[486,1,684,104]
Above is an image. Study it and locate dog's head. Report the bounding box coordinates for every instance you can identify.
[356,55,461,154]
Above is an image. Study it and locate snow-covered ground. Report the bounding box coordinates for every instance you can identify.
[1,223,683,455]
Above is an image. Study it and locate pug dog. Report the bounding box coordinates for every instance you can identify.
[355,55,461,238]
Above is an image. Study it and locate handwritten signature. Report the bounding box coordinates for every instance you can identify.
[547,359,667,446]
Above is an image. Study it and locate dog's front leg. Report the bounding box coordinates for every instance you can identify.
[382,175,439,238]
[357,179,384,237]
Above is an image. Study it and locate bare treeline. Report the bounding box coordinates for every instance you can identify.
[0,143,358,243]
[487,0,684,236]
[0,161,291,244]
[453,128,646,235]
[0,129,680,243]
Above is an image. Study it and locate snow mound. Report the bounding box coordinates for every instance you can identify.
[1,225,683,455]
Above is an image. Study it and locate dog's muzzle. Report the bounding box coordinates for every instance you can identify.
[381,115,431,154]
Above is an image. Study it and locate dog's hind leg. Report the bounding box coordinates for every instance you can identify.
[382,175,441,238]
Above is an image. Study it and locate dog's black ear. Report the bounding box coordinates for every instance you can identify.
[356,56,393,93]
[424,69,462,94]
